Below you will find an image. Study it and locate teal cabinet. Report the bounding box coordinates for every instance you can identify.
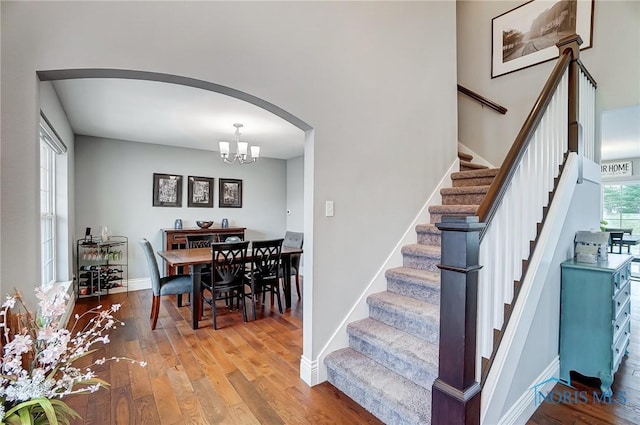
[560,254,632,395]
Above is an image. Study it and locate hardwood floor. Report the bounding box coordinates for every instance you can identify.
[528,276,640,424]
[65,274,640,424]
[64,288,383,425]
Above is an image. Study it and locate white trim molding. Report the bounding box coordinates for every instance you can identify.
[300,356,320,386]
[498,357,559,425]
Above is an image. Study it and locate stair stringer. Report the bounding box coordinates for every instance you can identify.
[481,154,602,424]
[305,159,458,386]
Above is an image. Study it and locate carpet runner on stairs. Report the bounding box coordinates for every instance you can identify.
[325,153,498,425]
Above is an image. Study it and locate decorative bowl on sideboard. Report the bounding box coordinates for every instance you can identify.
[196,221,214,229]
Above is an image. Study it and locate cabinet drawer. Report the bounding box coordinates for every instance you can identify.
[613,281,631,319]
[613,299,631,343]
[614,263,631,293]
[612,317,631,371]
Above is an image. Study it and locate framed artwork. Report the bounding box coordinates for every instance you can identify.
[152,173,182,207]
[491,0,594,78]
[219,178,242,208]
[187,176,214,208]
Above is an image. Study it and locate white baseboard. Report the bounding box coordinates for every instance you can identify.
[457,141,495,168]
[300,355,319,386]
[108,277,151,294]
[498,357,559,425]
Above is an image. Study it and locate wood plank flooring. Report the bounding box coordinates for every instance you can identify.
[528,277,640,425]
[64,288,384,425]
[64,275,640,424]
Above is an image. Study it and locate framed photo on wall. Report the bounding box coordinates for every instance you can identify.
[187,176,214,208]
[491,0,594,78]
[219,178,242,208]
[152,173,183,207]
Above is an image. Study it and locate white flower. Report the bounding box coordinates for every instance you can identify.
[2,295,16,309]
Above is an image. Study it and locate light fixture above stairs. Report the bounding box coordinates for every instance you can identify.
[325,151,499,425]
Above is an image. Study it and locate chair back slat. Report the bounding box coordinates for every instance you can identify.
[251,239,284,279]
[211,241,249,288]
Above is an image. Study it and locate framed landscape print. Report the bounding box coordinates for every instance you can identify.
[187,176,214,208]
[152,173,182,207]
[491,0,594,78]
[219,178,242,208]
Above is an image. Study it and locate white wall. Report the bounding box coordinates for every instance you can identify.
[457,0,640,166]
[74,136,287,279]
[0,1,457,376]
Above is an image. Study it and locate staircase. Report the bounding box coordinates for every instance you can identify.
[325,152,499,425]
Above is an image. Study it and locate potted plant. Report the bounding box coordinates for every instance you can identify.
[0,285,145,424]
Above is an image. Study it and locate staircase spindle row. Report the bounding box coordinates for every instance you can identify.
[477,70,569,375]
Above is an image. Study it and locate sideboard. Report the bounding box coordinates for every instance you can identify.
[161,226,246,274]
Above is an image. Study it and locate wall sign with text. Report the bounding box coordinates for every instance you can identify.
[601,161,633,178]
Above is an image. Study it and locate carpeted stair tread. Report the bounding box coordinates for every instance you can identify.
[367,291,439,343]
[386,267,441,304]
[415,224,441,246]
[440,185,490,195]
[401,243,440,257]
[451,167,499,180]
[401,244,441,271]
[459,160,488,170]
[348,318,439,390]
[457,151,473,162]
[440,185,490,206]
[429,204,479,214]
[325,348,432,425]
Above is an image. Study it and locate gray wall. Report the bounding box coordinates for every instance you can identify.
[75,136,287,279]
[1,1,457,369]
[286,155,304,232]
[457,1,640,166]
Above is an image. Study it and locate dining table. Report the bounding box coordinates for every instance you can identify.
[157,245,303,329]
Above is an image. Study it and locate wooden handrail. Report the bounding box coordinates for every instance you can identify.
[457,84,508,115]
[476,46,575,227]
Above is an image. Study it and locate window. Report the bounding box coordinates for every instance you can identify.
[40,119,66,287]
[602,181,640,257]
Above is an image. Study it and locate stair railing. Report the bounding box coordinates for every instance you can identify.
[432,35,596,425]
[457,84,508,115]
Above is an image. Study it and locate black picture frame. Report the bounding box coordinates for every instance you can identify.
[491,0,594,78]
[219,178,243,208]
[152,173,183,207]
[187,176,214,208]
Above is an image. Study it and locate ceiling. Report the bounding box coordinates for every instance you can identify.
[51,78,638,162]
[51,78,306,160]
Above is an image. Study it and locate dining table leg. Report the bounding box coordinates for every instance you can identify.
[190,264,202,329]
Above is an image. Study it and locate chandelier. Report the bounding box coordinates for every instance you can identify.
[219,123,260,164]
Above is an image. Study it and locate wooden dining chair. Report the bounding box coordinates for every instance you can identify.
[245,238,284,320]
[138,238,192,330]
[202,241,250,329]
[282,231,303,299]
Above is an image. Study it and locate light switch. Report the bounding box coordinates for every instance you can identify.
[325,201,334,217]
